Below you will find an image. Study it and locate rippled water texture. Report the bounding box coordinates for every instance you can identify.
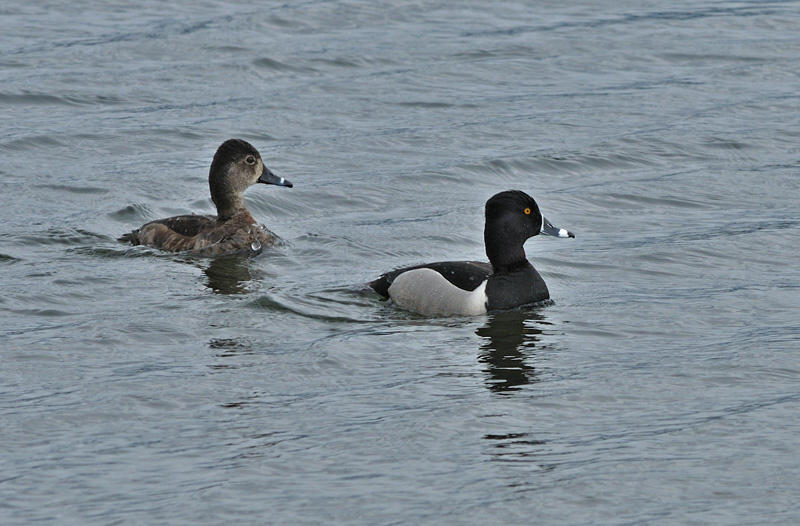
[2,1,799,523]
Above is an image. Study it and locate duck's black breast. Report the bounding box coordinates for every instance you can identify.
[485,263,549,311]
[369,260,492,297]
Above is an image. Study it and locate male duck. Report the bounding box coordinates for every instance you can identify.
[370,190,574,316]
[119,139,292,256]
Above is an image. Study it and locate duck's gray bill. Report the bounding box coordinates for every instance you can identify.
[258,167,293,188]
[541,216,575,238]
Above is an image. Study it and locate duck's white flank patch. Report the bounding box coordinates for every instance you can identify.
[388,268,488,316]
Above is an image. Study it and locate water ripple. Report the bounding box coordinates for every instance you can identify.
[0,91,125,106]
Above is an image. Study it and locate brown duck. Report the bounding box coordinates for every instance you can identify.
[120,139,293,256]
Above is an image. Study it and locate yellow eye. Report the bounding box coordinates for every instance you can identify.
[523,207,531,215]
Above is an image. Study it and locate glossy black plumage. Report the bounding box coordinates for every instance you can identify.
[370,190,573,315]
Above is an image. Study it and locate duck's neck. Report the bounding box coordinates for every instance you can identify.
[484,221,529,273]
[210,167,250,222]
[215,196,247,222]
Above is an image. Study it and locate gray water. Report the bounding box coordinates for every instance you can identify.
[2,1,799,523]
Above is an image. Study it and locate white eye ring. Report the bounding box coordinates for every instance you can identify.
[245,156,256,165]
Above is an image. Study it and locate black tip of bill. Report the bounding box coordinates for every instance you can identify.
[258,167,293,188]
[541,216,575,238]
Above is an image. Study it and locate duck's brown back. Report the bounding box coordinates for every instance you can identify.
[120,212,278,255]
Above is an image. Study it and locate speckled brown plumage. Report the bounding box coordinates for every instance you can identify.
[119,139,292,256]
[120,211,279,256]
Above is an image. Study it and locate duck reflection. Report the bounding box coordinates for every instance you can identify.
[209,337,254,357]
[203,255,256,294]
[208,337,256,371]
[483,432,548,465]
[476,310,543,394]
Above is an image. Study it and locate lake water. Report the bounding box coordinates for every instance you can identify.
[2,1,799,523]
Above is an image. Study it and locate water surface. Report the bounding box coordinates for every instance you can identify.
[2,1,799,523]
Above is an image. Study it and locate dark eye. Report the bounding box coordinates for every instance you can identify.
[245,156,256,165]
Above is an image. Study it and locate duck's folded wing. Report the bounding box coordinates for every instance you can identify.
[149,215,216,237]
[370,261,491,298]
[120,215,216,251]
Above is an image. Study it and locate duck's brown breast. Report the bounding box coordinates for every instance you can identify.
[191,214,279,256]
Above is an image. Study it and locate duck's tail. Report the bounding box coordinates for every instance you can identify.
[118,230,140,245]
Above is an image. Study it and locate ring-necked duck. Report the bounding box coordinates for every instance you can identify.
[370,190,574,316]
[119,139,292,256]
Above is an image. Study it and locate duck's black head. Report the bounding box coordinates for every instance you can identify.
[484,190,573,271]
[208,139,292,220]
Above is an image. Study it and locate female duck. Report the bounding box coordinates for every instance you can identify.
[370,190,574,316]
[120,139,292,256]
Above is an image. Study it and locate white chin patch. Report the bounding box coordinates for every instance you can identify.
[387,268,488,316]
